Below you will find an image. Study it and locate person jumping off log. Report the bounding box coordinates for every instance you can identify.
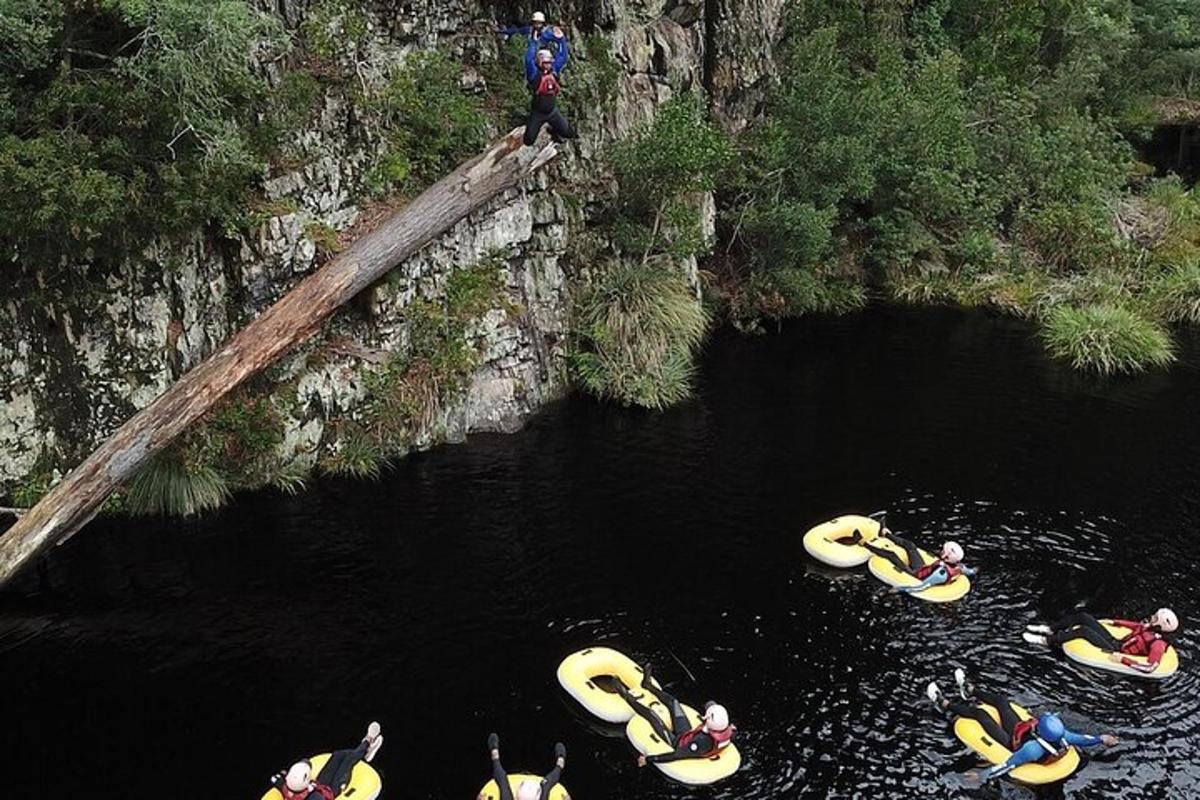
[927,670,1117,785]
[613,663,736,766]
[524,35,575,147]
[1022,607,1179,674]
[269,722,383,800]
[481,733,569,800]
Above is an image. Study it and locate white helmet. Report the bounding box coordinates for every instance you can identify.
[1153,607,1179,633]
[704,702,730,732]
[941,541,964,564]
[536,48,553,63]
[285,762,311,792]
[516,779,543,800]
[531,11,546,23]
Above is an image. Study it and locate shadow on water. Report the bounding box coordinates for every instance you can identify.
[1,305,1198,798]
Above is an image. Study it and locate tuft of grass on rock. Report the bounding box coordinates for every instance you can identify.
[125,453,231,517]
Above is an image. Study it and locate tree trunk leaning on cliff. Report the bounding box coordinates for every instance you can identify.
[0,129,558,587]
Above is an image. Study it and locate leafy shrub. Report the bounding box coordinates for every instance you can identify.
[0,0,284,274]
[572,263,710,409]
[611,98,730,264]
[1040,304,1175,374]
[368,51,487,191]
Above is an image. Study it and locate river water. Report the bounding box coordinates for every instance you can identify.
[2,306,1197,798]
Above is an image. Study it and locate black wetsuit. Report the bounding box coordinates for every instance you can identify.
[491,755,563,800]
[614,680,726,764]
[271,741,368,798]
[863,533,928,576]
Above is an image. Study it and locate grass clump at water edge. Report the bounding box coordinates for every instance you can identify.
[571,263,709,410]
[125,453,231,517]
[1040,304,1175,374]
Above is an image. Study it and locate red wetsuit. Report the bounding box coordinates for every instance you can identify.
[1112,619,1169,668]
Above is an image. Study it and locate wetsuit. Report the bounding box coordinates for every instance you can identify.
[272,741,369,800]
[523,33,575,146]
[614,678,734,764]
[1047,613,1170,671]
[944,691,1104,782]
[490,754,563,800]
[863,534,977,593]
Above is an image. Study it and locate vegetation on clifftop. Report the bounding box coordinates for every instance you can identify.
[722,0,1200,373]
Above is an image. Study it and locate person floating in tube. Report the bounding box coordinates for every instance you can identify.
[481,733,569,800]
[269,721,383,800]
[612,662,736,766]
[1022,607,1179,674]
[927,670,1117,785]
[523,33,575,147]
[849,518,977,593]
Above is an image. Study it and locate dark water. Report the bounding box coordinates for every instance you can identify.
[3,306,1199,799]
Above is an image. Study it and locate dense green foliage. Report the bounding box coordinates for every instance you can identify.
[612,98,731,264]
[725,0,1200,370]
[0,0,284,270]
[570,99,727,409]
[366,51,488,193]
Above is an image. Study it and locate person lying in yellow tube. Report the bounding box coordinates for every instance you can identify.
[851,522,977,594]
[613,663,736,766]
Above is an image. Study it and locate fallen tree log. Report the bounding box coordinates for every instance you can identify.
[0,129,558,587]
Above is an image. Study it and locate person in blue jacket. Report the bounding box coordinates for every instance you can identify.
[498,11,550,45]
[927,670,1118,785]
[523,33,574,146]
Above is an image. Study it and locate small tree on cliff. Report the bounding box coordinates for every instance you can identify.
[610,97,731,265]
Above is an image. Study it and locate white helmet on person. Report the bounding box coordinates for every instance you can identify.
[704,702,731,731]
[531,11,546,23]
[1153,607,1179,633]
[516,779,543,800]
[285,762,311,792]
[536,48,553,63]
[941,541,964,564]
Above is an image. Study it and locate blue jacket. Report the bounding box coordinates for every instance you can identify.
[499,24,540,40]
[985,729,1105,781]
[525,29,569,82]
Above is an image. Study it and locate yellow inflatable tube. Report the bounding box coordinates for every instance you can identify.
[803,515,882,568]
[1062,620,1179,679]
[478,775,569,800]
[866,537,971,602]
[261,753,382,800]
[953,703,1080,785]
[625,702,741,785]
[557,646,660,723]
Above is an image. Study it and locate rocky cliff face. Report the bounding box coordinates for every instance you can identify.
[0,0,778,499]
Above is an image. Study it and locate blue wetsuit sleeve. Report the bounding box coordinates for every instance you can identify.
[525,43,539,82]
[553,34,570,73]
[1063,729,1103,748]
[961,564,978,577]
[898,564,948,593]
[500,24,530,37]
[984,740,1043,781]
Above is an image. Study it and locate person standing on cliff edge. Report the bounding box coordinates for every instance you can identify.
[523,31,575,147]
[498,10,556,49]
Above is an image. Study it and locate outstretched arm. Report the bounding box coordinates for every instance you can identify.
[896,565,948,594]
[525,42,539,82]
[1064,728,1117,748]
[981,740,1045,782]
[1113,639,1167,673]
[499,24,531,38]
[551,30,570,73]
